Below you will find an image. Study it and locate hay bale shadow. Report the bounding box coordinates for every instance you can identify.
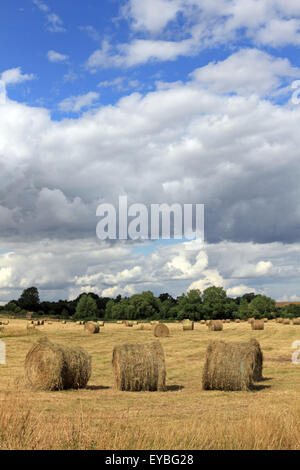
[251,383,271,391]
[86,385,110,391]
[166,385,184,392]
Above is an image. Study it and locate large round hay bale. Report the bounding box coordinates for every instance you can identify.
[251,320,264,330]
[154,323,169,337]
[25,338,91,391]
[182,320,194,331]
[112,341,166,391]
[202,340,257,391]
[84,322,100,334]
[248,318,255,324]
[292,318,300,325]
[208,320,223,331]
[283,319,291,325]
[250,338,263,381]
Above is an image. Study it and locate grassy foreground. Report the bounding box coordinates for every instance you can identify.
[0,320,300,450]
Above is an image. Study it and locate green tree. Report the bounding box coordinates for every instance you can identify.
[249,295,275,318]
[18,287,40,311]
[176,289,203,320]
[73,294,98,320]
[202,286,227,319]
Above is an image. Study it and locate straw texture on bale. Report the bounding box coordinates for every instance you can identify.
[277,318,283,323]
[25,337,91,391]
[154,323,169,337]
[283,319,291,325]
[112,341,166,391]
[225,319,231,323]
[182,320,194,331]
[251,320,264,330]
[235,319,241,323]
[84,322,100,334]
[208,320,223,331]
[263,318,268,323]
[248,318,255,324]
[202,340,257,391]
[250,338,264,381]
[292,318,300,325]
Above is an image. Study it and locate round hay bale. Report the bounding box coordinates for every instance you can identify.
[277,318,283,323]
[225,319,231,323]
[112,341,166,391]
[150,321,160,325]
[182,320,194,331]
[25,337,91,391]
[2,320,9,325]
[250,338,264,381]
[116,321,123,325]
[208,320,223,331]
[97,321,104,327]
[251,320,264,330]
[84,322,100,334]
[200,320,206,324]
[137,324,152,331]
[202,340,257,391]
[132,321,138,325]
[154,323,169,337]
[125,320,134,327]
[292,318,300,325]
[263,318,268,323]
[76,321,81,325]
[62,320,67,325]
[234,319,241,323]
[248,318,255,324]
[283,319,291,325]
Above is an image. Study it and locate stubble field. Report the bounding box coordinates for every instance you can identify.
[0,319,300,450]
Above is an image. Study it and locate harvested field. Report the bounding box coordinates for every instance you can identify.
[1,319,300,449]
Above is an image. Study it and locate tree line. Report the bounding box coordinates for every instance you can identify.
[0,285,297,321]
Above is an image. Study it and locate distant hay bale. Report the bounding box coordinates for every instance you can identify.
[205,320,210,326]
[97,321,104,327]
[182,320,194,331]
[221,319,226,323]
[200,320,206,324]
[225,319,230,323]
[277,318,283,323]
[125,320,134,327]
[202,340,257,391]
[116,321,123,325]
[154,323,169,337]
[248,318,255,324]
[283,319,291,325]
[2,320,9,325]
[292,318,300,325]
[250,338,264,381]
[234,319,241,323]
[137,324,152,331]
[84,322,100,334]
[150,321,160,325]
[25,337,91,391]
[251,320,264,330]
[132,321,138,325]
[263,318,268,323]
[62,320,67,324]
[112,341,166,391]
[208,320,223,331]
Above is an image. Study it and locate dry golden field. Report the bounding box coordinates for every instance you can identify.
[0,319,300,450]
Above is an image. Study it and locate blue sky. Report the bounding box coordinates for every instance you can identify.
[1,0,300,302]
